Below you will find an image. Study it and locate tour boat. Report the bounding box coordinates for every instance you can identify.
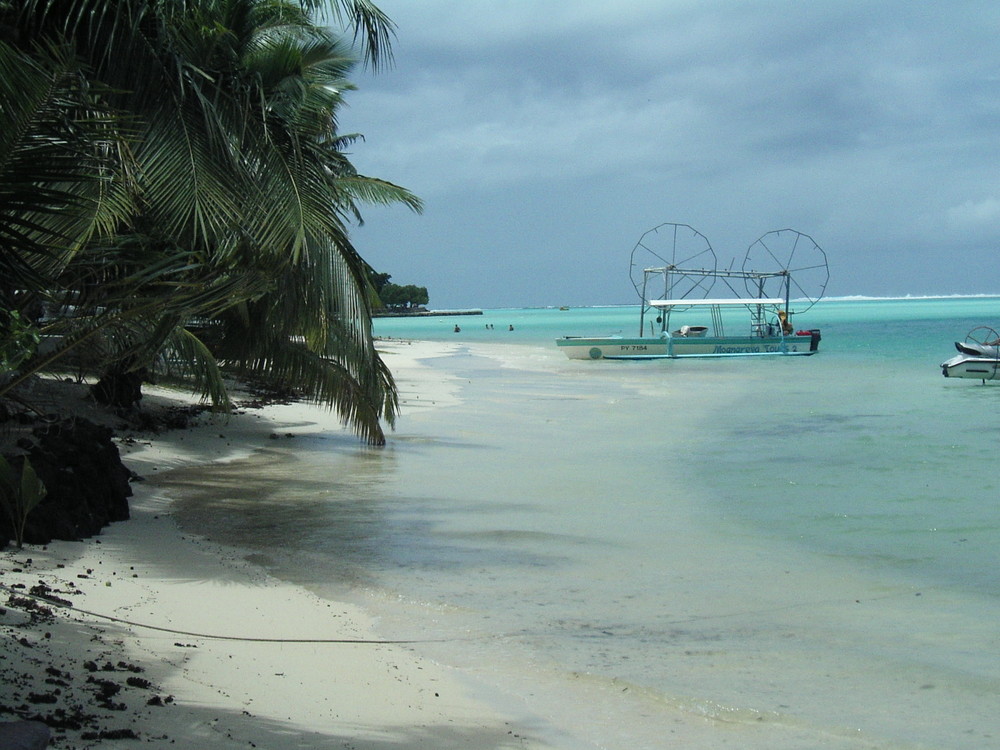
[556,223,828,361]
[557,297,822,359]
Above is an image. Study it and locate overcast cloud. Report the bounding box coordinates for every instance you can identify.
[341,1,1000,308]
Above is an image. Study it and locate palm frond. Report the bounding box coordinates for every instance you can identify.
[0,41,133,290]
[158,326,233,410]
[332,174,423,213]
[300,0,395,71]
[138,105,246,250]
[222,336,393,444]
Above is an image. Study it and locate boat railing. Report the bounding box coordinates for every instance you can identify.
[645,297,788,339]
[637,263,794,338]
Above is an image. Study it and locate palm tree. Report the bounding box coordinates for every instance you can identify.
[0,0,419,444]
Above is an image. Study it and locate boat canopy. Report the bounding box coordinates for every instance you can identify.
[648,297,787,308]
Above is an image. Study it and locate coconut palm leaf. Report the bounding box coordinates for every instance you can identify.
[0,41,133,292]
[157,326,233,410]
[218,331,396,445]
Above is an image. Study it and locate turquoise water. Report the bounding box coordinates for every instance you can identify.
[373,295,1000,345]
[167,297,1000,749]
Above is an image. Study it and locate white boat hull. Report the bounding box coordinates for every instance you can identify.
[557,331,820,360]
[941,354,1000,380]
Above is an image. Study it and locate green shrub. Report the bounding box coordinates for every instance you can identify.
[0,455,48,548]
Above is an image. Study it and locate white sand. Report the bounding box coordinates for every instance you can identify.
[0,340,558,749]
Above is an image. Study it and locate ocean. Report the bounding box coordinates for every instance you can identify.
[164,297,1000,749]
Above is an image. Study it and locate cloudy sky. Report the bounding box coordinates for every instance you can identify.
[340,1,1000,309]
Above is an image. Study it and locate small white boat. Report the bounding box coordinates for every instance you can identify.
[557,223,827,361]
[942,326,1000,380]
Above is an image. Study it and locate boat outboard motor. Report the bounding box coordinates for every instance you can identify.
[808,329,822,352]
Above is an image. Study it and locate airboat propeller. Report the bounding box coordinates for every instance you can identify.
[741,229,829,314]
[629,223,717,303]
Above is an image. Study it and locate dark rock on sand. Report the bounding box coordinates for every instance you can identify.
[0,418,134,545]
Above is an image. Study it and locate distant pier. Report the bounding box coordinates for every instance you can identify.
[372,308,483,318]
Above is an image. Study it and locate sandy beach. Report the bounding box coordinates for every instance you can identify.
[0,340,559,749]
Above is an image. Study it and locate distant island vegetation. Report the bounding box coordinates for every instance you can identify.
[368,271,430,312]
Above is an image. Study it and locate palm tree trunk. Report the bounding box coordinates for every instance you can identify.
[91,359,148,409]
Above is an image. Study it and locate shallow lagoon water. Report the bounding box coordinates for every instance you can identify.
[167,298,1000,749]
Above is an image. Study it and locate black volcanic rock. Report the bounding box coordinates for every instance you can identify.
[0,418,134,546]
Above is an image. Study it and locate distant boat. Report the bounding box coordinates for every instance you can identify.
[556,223,827,360]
